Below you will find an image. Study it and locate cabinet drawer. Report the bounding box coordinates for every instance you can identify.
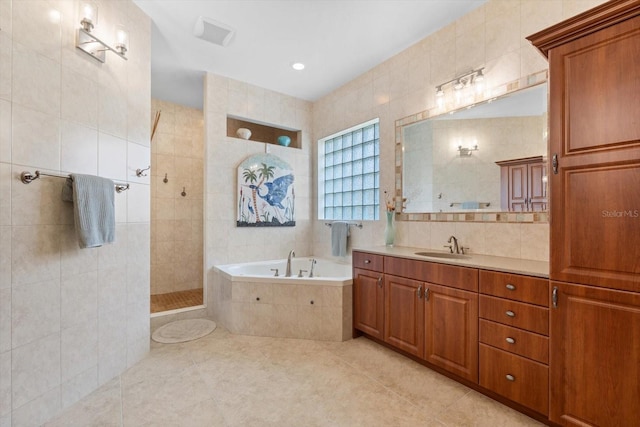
[384,256,478,292]
[479,295,549,335]
[352,251,384,272]
[479,344,548,415]
[479,319,548,364]
[479,270,549,307]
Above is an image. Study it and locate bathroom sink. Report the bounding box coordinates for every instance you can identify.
[414,251,470,260]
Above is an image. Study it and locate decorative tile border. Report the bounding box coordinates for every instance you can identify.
[394,70,549,224]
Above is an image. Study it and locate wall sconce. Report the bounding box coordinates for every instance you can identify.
[76,3,128,63]
[458,144,478,157]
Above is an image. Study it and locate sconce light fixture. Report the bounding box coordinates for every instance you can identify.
[435,67,485,108]
[458,144,479,157]
[76,2,128,63]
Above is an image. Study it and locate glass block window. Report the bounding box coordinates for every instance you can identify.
[318,118,380,220]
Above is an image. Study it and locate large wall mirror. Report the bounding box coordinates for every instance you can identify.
[397,77,548,218]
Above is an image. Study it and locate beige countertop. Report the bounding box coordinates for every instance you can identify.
[353,245,549,278]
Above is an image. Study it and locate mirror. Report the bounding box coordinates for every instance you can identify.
[399,82,547,214]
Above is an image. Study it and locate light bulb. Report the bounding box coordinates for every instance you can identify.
[115,25,128,55]
[80,2,97,32]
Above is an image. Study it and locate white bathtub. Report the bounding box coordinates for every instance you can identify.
[214,257,352,285]
[212,258,353,341]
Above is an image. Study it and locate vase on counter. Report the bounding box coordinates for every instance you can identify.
[384,211,395,246]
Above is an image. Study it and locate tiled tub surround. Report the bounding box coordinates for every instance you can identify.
[0,0,151,425]
[213,258,353,341]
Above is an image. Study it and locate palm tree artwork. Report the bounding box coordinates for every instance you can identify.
[237,153,295,227]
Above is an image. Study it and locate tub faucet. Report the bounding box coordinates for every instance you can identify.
[309,258,317,278]
[285,250,295,277]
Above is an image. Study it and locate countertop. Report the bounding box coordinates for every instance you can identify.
[353,245,549,278]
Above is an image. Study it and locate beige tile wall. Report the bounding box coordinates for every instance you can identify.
[0,1,151,425]
[203,74,313,319]
[311,0,607,262]
[150,98,204,296]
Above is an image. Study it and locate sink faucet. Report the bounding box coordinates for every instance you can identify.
[447,236,460,254]
[285,250,295,277]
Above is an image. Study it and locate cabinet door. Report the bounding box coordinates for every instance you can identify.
[528,162,547,211]
[424,283,478,382]
[550,282,640,426]
[508,164,528,212]
[384,274,424,358]
[547,12,640,291]
[353,268,384,339]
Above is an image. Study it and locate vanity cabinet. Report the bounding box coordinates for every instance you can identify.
[478,270,549,415]
[353,251,479,382]
[496,156,547,212]
[529,1,640,425]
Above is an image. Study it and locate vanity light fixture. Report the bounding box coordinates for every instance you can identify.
[76,2,128,63]
[292,62,305,71]
[435,67,485,106]
[458,144,479,157]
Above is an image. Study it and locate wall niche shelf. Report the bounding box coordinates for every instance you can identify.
[227,116,301,149]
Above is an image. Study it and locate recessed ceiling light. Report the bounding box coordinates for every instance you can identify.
[291,62,305,71]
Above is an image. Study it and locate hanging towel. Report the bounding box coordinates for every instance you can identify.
[331,222,350,257]
[62,174,116,248]
[461,201,480,209]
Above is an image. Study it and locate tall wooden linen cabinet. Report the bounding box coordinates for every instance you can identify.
[528,1,640,426]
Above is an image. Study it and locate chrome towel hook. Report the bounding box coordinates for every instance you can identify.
[136,165,151,177]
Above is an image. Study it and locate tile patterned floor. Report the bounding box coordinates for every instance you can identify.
[151,289,204,313]
[45,326,545,426]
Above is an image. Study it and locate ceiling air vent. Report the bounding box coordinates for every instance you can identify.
[194,16,235,47]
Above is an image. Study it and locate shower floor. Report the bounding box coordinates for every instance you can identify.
[150,288,203,313]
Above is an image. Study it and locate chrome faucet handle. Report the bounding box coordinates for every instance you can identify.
[298,269,308,278]
[443,245,453,253]
[270,268,279,277]
[460,246,468,255]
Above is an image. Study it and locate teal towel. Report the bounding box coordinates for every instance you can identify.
[331,222,350,257]
[62,174,116,248]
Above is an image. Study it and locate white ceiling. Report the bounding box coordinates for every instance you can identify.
[133,0,487,109]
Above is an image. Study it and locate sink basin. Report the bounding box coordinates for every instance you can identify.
[414,251,470,260]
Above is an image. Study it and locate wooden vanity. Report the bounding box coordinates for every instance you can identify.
[353,247,551,422]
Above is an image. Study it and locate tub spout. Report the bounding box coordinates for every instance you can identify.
[285,250,295,277]
[309,258,317,278]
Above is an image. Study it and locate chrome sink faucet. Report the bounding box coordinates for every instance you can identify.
[446,236,460,254]
[285,250,295,277]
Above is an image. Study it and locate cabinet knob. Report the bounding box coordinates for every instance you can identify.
[364,259,371,264]
[505,310,516,317]
[505,374,516,382]
[310,300,314,305]
[256,297,260,301]
[505,337,516,344]
[506,284,516,291]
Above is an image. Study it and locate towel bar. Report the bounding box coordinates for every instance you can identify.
[449,202,490,208]
[325,222,363,228]
[20,170,130,193]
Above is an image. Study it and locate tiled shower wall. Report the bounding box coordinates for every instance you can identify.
[203,74,313,318]
[150,98,204,296]
[0,1,151,426]
[311,0,607,262]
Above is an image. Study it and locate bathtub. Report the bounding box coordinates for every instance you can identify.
[212,258,353,341]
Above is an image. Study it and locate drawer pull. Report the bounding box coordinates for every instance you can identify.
[505,337,516,344]
[505,284,516,291]
[505,310,515,317]
[364,259,371,264]
[506,374,516,382]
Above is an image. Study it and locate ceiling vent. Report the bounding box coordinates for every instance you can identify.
[194,16,235,47]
